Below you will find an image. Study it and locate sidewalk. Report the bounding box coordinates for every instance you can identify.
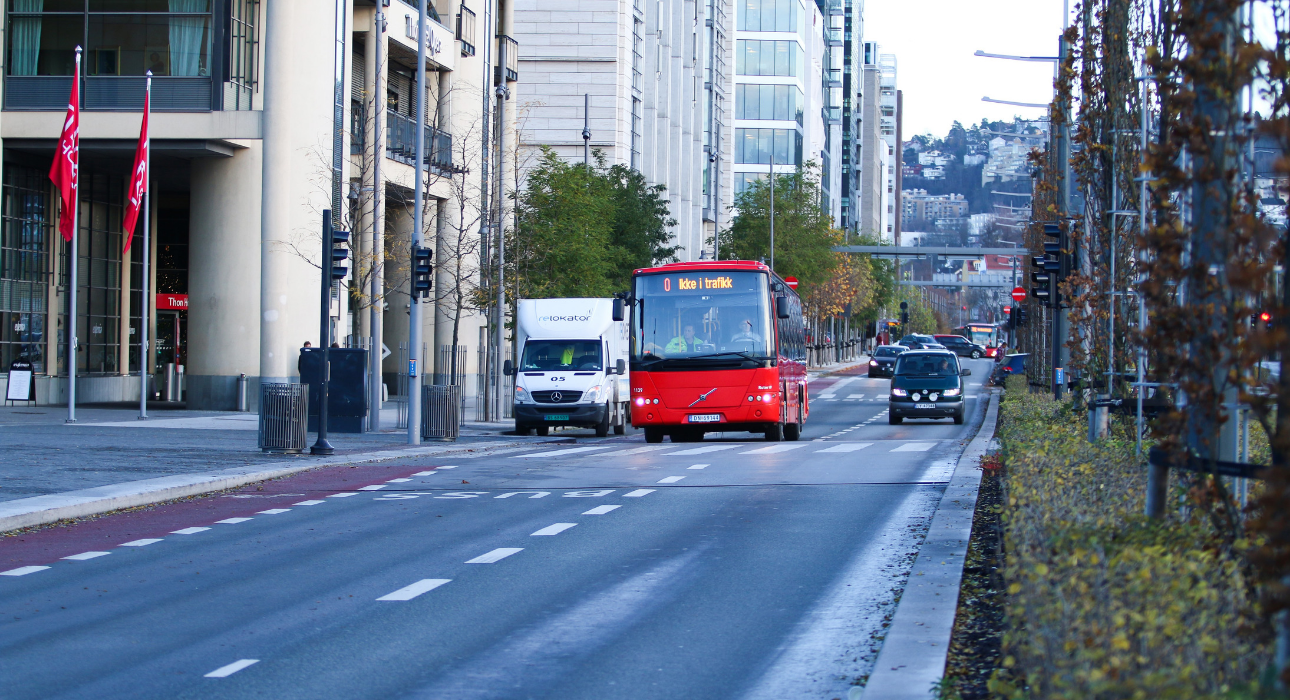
[0,403,549,506]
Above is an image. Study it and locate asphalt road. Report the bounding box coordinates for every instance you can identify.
[0,360,993,700]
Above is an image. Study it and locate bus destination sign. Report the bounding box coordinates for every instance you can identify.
[662,275,734,292]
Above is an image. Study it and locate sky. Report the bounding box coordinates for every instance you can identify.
[862,1,1071,140]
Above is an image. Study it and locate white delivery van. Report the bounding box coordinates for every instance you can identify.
[505,298,629,437]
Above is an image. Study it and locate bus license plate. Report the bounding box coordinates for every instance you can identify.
[544,414,569,421]
[914,403,935,409]
[688,414,721,423]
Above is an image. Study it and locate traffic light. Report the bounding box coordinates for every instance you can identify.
[900,311,909,325]
[1030,266,1052,303]
[1252,310,1273,330]
[331,228,350,281]
[412,246,433,299]
[1017,306,1029,326]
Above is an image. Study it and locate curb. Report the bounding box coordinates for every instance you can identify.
[0,439,544,533]
[862,389,1001,700]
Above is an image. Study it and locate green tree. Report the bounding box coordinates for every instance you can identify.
[605,163,679,291]
[719,162,839,288]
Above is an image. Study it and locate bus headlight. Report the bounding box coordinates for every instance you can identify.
[762,392,775,403]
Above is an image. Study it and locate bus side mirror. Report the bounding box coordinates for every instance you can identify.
[616,359,627,375]
[503,360,514,376]
[776,296,790,319]
[612,298,625,322]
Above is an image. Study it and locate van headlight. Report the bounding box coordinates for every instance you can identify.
[582,385,602,403]
[515,386,533,404]
[943,387,961,396]
[891,388,908,397]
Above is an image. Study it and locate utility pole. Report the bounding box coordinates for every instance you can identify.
[769,151,775,272]
[494,38,510,422]
[1051,33,1070,400]
[582,93,590,167]
[407,0,427,445]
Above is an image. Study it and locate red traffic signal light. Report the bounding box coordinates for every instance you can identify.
[1261,312,1272,323]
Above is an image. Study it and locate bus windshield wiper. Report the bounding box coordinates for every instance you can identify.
[684,351,766,361]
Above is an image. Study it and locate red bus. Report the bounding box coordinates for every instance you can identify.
[629,260,808,443]
[952,322,1005,358]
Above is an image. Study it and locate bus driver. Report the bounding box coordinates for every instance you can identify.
[665,324,706,354]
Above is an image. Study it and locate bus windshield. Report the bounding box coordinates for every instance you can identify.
[957,325,999,347]
[521,340,602,371]
[632,271,772,361]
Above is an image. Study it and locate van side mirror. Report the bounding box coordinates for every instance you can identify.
[612,298,625,322]
[503,360,514,376]
[960,368,972,376]
[775,296,790,319]
[616,359,627,375]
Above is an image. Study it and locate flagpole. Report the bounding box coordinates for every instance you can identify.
[139,72,151,419]
[66,47,80,424]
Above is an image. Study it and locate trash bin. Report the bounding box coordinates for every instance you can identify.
[421,384,462,441]
[259,383,309,453]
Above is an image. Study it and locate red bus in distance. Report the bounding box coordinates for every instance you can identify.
[629,260,808,443]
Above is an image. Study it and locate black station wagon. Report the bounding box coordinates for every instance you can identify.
[888,350,970,425]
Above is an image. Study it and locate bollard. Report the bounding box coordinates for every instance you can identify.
[237,373,249,412]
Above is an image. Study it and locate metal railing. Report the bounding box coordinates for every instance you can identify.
[259,383,308,453]
[422,384,463,440]
[386,110,454,171]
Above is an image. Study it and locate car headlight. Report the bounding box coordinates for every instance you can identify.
[943,387,961,396]
[515,386,533,404]
[891,388,908,397]
[870,360,878,366]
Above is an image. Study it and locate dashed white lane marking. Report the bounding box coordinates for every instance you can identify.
[657,476,686,484]
[815,442,874,453]
[1,565,50,576]
[667,444,742,456]
[293,500,326,506]
[623,489,656,497]
[216,517,253,524]
[327,492,358,498]
[891,442,936,452]
[582,505,621,515]
[436,465,458,469]
[742,444,809,455]
[377,578,451,601]
[358,485,387,491]
[510,445,616,459]
[204,659,259,678]
[466,548,524,564]
[172,527,210,535]
[257,509,292,515]
[687,463,709,470]
[412,471,438,476]
[386,478,412,483]
[119,539,163,547]
[63,551,110,561]
[531,523,578,536]
[847,394,865,399]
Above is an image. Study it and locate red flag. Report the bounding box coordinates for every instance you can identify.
[49,67,79,243]
[123,88,149,251]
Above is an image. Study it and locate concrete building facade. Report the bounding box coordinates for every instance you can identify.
[0,0,518,410]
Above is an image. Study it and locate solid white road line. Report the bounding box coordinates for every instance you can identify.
[531,523,578,536]
[657,476,686,484]
[257,509,292,515]
[466,548,524,564]
[1,565,50,576]
[204,659,259,678]
[358,485,387,491]
[216,517,253,524]
[327,492,358,498]
[377,578,451,601]
[119,538,163,547]
[171,527,210,535]
[891,442,936,452]
[63,551,110,561]
[815,442,873,453]
[741,444,808,454]
[667,444,741,456]
[623,489,656,497]
[509,446,616,459]
[293,500,326,506]
[386,478,412,483]
[687,463,709,469]
[582,505,621,515]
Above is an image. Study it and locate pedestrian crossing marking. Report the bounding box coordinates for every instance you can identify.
[815,442,873,453]
[740,444,809,454]
[891,442,936,452]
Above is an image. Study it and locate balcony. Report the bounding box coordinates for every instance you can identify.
[825,0,844,16]
[495,35,519,84]
[826,69,843,89]
[456,6,477,57]
[5,75,212,111]
[826,27,843,47]
[386,110,457,172]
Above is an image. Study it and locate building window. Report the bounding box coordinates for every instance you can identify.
[8,0,214,77]
[631,96,642,170]
[735,84,802,124]
[734,128,802,165]
[68,170,126,376]
[225,0,259,110]
[736,0,799,32]
[733,172,767,195]
[734,40,799,77]
[0,164,50,375]
[456,5,476,57]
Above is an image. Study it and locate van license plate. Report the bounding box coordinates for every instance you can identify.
[914,403,935,409]
[688,414,721,423]
[544,415,569,421]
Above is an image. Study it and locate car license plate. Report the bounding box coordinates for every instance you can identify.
[544,414,569,421]
[688,414,721,423]
[914,403,935,409]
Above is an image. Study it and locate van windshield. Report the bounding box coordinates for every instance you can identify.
[521,340,602,371]
[895,354,959,376]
